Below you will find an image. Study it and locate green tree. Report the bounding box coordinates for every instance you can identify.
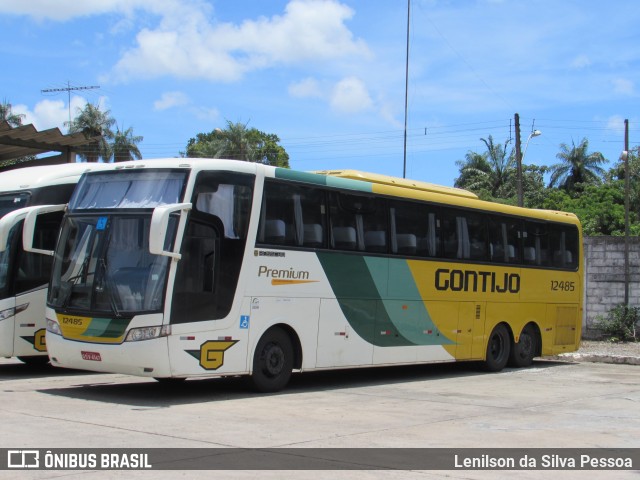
[607,148,640,215]
[0,99,25,127]
[185,120,290,168]
[454,136,514,198]
[111,126,143,162]
[454,150,491,192]
[548,138,607,194]
[543,181,640,236]
[68,103,115,162]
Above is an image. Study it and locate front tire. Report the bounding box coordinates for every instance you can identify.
[483,324,511,372]
[250,328,293,393]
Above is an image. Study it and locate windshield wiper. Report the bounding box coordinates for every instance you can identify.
[100,259,121,318]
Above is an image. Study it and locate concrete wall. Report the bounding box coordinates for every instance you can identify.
[583,236,640,337]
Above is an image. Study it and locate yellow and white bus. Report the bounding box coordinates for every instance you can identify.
[32,159,582,390]
[0,163,108,364]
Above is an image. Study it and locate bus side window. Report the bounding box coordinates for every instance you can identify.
[440,209,487,261]
[329,192,358,251]
[15,211,63,294]
[522,221,549,266]
[361,199,387,254]
[330,192,386,253]
[258,181,326,249]
[488,216,520,264]
[298,188,326,249]
[549,224,579,270]
[389,200,439,257]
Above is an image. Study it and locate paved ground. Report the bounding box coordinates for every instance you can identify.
[0,352,638,479]
[557,340,640,365]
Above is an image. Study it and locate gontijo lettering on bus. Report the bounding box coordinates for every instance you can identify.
[435,268,520,293]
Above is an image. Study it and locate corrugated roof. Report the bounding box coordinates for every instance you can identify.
[0,121,101,163]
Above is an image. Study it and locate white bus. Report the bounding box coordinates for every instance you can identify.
[0,163,108,364]
[34,159,582,391]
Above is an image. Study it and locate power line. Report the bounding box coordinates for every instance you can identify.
[41,82,100,131]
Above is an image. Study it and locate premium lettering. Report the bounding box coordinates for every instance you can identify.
[258,266,310,280]
[435,268,520,293]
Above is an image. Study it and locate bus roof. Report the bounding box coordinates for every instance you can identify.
[313,169,479,200]
[72,158,580,227]
[0,163,111,193]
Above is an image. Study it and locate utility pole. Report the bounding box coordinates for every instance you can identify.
[41,82,100,131]
[402,0,410,178]
[624,119,630,307]
[514,113,523,207]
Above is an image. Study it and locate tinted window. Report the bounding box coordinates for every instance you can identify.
[257,181,326,248]
[389,200,439,257]
[488,216,521,264]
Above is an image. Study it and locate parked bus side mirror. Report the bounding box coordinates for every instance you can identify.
[23,205,67,256]
[149,203,192,260]
[0,205,65,255]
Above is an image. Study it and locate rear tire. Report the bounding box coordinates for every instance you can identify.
[250,328,293,393]
[508,324,538,368]
[483,324,510,372]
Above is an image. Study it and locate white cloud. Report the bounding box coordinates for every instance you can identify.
[570,54,591,69]
[612,78,634,95]
[288,78,323,98]
[606,115,626,135]
[10,96,110,131]
[109,0,370,83]
[329,77,373,114]
[154,91,190,110]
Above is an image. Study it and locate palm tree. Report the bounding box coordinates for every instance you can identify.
[68,103,115,162]
[185,120,290,167]
[215,121,256,161]
[111,126,143,162]
[549,138,606,194]
[454,151,491,191]
[0,99,25,127]
[455,136,514,197]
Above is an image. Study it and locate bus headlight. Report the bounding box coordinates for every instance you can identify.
[125,325,171,342]
[47,318,61,336]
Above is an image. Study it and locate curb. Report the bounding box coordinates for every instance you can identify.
[549,353,640,366]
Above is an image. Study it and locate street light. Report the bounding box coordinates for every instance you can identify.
[517,129,542,207]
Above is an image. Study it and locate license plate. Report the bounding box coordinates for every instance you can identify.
[81,351,102,361]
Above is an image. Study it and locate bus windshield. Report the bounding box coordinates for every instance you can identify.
[0,193,30,217]
[48,214,178,315]
[69,170,186,210]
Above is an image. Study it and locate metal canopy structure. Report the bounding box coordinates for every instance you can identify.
[0,120,100,167]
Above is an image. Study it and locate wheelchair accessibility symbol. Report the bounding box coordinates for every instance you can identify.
[239,315,250,329]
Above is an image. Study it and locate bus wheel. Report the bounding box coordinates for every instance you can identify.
[17,356,50,366]
[508,325,538,368]
[251,328,293,393]
[483,324,510,372]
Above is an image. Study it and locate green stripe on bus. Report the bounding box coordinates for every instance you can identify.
[275,168,372,192]
[317,253,452,346]
[81,317,130,339]
[379,259,453,345]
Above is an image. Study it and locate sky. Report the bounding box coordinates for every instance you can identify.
[1,0,639,187]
